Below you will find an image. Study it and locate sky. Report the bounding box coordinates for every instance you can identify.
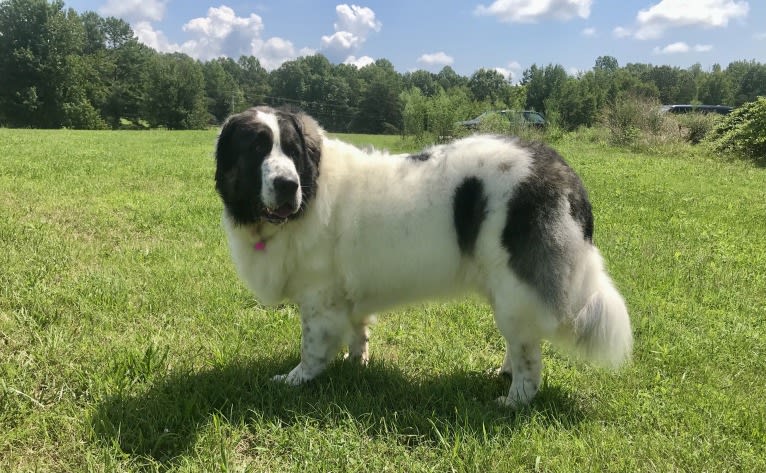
[64,0,766,81]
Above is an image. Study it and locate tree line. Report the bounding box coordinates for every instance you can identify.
[1,0,765,132]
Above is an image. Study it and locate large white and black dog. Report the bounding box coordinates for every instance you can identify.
[215,106,632,407]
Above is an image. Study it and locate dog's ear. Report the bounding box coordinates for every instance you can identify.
[292,111,323,166]
[216,111,242,168]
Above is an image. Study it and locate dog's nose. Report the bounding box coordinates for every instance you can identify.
[273,176,299,202]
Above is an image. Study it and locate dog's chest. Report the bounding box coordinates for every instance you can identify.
[223,215,334,305]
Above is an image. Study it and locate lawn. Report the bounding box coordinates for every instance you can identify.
[1,128,764,472]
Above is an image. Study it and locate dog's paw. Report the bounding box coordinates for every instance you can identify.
[486,367,512,378]
[271,370,306,386]
[271,374,289,383]
[343,352,369,366]
[495,395,530,409]
[495,395,517,408]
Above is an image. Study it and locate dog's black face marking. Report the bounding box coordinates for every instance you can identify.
[215,112,274,225]
[275,110,321,212]
[501,140,593,308]
[215,106,322,226]
[408,152,431,162]
[453,176,488,256]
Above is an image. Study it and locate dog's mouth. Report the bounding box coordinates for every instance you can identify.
[263,203,296,223]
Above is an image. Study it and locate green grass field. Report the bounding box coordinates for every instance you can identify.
[1,128,765,472]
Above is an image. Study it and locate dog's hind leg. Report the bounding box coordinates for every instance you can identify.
[491,290,550,407]
[345,316,373,365]
[272,307,350,385]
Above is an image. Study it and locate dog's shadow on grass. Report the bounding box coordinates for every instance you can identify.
[91,355,586,462]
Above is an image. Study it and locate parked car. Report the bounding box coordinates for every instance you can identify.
[457,110,547,129]
[661,104,733,115]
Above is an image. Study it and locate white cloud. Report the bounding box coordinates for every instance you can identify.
[417,52,454,67]
[474,0,593,23]
[176,6,269,61]
[344,55,376,68]
[652,42,714,54]
[754,32,766,40]
[333,4,382,37]
[320,4,382,62]
[613,26,632,38]
[493,61,523,83]
[120,5,311,70]
[132,21,180,52]
[100,0,167,22]
[248,38,313,70]
[633,0,749,40]
[581,27,596,37]
[653,41,690,54]
[183,6,263,39]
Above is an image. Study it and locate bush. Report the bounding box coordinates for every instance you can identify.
[706,97,766,163]
[675,112,720,144]
[62,100,109,130]
[401,87,479,143]
[600,93,679,149]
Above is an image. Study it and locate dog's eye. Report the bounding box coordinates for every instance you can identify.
[253,132,272,155]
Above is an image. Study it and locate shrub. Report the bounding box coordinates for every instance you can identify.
[600,93,679,149]
[675,112,720,144]
[62,100,109,130]
[706,97,766,163]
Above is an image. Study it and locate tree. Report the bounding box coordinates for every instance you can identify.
[102,39,153,127]
[203,59,244,123]
[436,66,468,90]
[594,55,619,73]
[698,69,733,105]
[523,64,568,116]
[404,70,442,97]
[468,68,507,103]
[731,62,766,106]
[223,56,269,107]
[0,0,88,127]
[354,59,403,133]
[551,76,599,130]
[145,53,208,129]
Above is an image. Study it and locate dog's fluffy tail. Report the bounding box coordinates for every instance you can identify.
[559,248,633,368]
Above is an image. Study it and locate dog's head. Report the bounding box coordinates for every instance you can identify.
[215,106,322,225]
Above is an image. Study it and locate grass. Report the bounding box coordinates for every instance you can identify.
[1,127,765,472]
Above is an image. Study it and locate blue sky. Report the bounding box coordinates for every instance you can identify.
[66,0,766,81]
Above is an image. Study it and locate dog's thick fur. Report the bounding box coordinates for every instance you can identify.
[215,106,632,407]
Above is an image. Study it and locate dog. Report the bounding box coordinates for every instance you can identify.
[214,106,632,407]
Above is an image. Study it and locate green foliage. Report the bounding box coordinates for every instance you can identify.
[675,112,720,144]
[402,87,481,143]
[546,78,599,131]
[522,63,568,115]
[468,68,508,103]
[2,0,766,132]
[145,53,209,129]
[601,93,679,149]
[203,59,245,123]
[353,59,404,134]
[706,96,766,163]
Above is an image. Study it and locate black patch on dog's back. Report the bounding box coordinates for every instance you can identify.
[407,152,431,162]
[501,140,593,309]
[453,177,488,256]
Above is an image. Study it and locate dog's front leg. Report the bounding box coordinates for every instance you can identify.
[272,306,350,385]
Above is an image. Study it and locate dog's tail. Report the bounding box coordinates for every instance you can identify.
[558,247,632,368]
